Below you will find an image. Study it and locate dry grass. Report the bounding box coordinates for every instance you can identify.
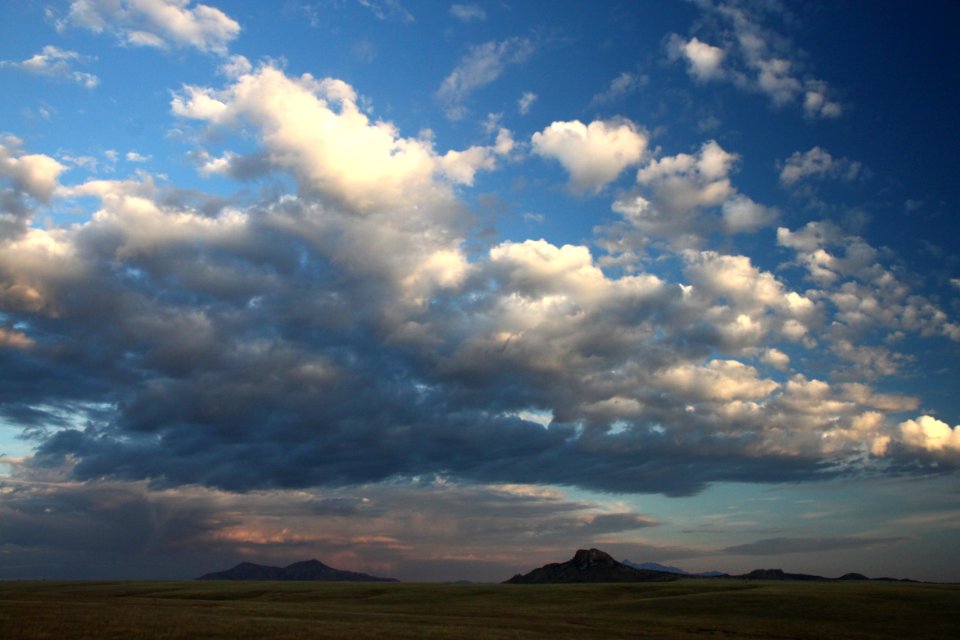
[1,578,958,639]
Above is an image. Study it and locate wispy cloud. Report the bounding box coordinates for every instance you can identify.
[0,45,99,88]
[437,37,535,120]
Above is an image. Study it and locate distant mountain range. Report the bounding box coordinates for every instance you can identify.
[505,549,918,584]
[623,560,727,578]
[198,552,918,584]
[197,559,398,582]
[504,549,680,584]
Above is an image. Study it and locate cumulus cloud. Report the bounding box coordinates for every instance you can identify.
[436,37,535,120]
[0,138,67,239]
[777,221,960,343]
[668,2,842,118]
[0,45,99,88]
[898,416,960,458]
[636,140,737,211]
[0,64,956,509]
[59,0,240,54]
[173,66,509,213]
[531,119,647,192]
[779,146,862,186]
[666,35,726,82]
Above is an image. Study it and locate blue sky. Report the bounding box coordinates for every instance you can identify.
[0,0,958,582]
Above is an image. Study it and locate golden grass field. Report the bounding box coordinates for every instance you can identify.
[1,578,958,639]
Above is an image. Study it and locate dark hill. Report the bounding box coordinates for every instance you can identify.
[736,568,826,581]
[197,559,398,582]
[504,549,679,584]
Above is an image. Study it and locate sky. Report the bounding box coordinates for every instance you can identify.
[0,0,958,583]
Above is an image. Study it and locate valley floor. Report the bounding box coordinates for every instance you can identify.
[1,578,958,639]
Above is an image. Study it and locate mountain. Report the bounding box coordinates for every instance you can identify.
[504,549,680,584]
[197,559,398,582]
[736,568,827,581]
[622,560,727,578]
[622,560,688,574]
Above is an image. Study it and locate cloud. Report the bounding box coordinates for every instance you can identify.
[897,416,960,459]
[0,138,67,238]
[357,0,414,23]
[0,475,659,580]
[776,221,960,342]
[778,147,862,186]
[1,64,956,506]
[666,35,726,82]
[436,38,535,120]
[450,3,486,22]
[722,536,909,556]
[531,119,647,192]
[173,66,508,213]
[517,91,537,115]
[668,2,842,118]
[60,0,240,55]
[721,194,777,233]
[0,45,99,88]
[603,139,773,247]
[589,72,647,107]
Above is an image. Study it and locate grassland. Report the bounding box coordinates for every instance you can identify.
[1,578,958,639]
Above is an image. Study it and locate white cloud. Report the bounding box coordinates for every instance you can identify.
[531,119,647,192]
[450,3,486,22]
[218,54,251,78]
[636,140,737,213]
[0,138,67,204]
[0,45,99,88]
[125,151,151,163]
[357,0,414,23]
[517,91,537,115]
[898,416,960,458]
[656,360,779,402]
[436,38,535,120]
[721,194,777,233]
[779,147,861,186]
[760,348,790,371]
[667,35,726,82]
[173,67,495,211]
[60,0,240,55]
[669,2,843,118]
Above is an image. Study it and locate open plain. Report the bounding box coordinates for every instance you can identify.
[1,579,958,639]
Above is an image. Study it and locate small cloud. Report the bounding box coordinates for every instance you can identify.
[437,37,535,120]
[778,147,861,187]
[589,71,647,108]
[450,3,486,22]
[722,536,909,556]
[126,151,151,163]
[666,35,726,82]
[517,91,537,115]
[218,54,251,78]
[357,0,414,23]
[1,45,99,88]
[351,39,378,63]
